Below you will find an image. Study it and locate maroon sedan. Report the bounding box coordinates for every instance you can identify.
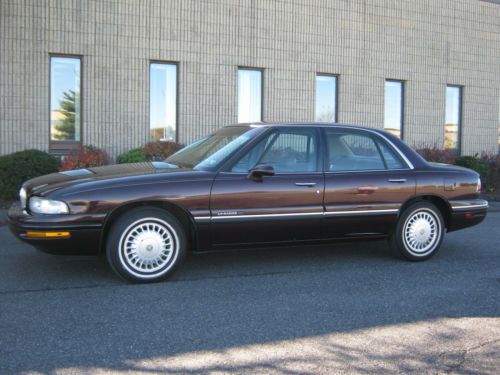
[8,123,488,283]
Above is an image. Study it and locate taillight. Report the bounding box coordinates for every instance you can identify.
[476,178,481,193]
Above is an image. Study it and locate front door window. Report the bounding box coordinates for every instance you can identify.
[231,128,319,173]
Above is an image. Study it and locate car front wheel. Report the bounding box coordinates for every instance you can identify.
[389,202,445,261]
[106,207,186,283]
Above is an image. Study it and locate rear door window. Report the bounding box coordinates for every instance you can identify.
[325,130,385,171]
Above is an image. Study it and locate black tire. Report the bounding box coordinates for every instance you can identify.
[106,207,187,283]
[388,201,445,261]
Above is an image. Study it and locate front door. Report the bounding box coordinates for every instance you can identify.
[210,127,325,246]
[321,128,416,238]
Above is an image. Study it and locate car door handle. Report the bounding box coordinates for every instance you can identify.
[295,182,317,187]
[388,179,407,183]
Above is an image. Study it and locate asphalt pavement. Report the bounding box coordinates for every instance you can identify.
[0,208,499,374]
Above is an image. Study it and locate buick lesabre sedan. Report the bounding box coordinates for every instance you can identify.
[8,123,488,282]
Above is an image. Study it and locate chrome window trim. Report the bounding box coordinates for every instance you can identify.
[226,126,322,174]
[324,168,410,175]
[220,124,414,173]
[222,169,410,176]
[322,125,414,170]
[218,171,324,176]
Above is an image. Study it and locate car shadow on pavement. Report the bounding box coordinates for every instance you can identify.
[0,215,499,374]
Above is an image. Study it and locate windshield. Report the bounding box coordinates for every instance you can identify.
[166,126,263,170]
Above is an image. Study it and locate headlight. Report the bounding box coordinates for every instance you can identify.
[29,197,69,214]
[19,187,27,209]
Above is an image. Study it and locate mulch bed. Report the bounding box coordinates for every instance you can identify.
[0,199,13,227]
[0,199,13,210]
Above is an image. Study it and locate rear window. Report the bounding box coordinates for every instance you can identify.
[325,129,404,171]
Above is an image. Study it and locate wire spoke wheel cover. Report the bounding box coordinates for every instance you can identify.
[403,208,441,256]
[118,217,179,279]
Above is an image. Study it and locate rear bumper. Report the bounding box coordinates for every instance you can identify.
[7,203,105,255]
[448,199,488,232]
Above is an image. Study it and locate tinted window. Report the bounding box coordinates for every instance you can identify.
[315,74,337,122]
[325,130,385,171]
[150,63,177,141]
[384,80,404,138]
[231,128,318,173]
[238,68,263,123]
[166,126,260,170]
[377,140,405,169]
[50,56,81,142]
[445,85,462,151]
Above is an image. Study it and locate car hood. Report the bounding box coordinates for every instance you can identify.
[23,162,193,196]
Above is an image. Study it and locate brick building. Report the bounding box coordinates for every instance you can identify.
[1,0,499,157]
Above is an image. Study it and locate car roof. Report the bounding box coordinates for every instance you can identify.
[229,122,428,170]
[231,122,386,134]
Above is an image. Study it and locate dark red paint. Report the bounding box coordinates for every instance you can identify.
[8,123,487,255]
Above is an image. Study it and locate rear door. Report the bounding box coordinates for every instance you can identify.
[210,127,325,246]
[322,128,415,238]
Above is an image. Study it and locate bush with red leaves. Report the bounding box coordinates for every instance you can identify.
[480,152,500,192]
[414,143,458,165]
[414,144,500,192]
[59,145,110,171]
[141,141,183,161]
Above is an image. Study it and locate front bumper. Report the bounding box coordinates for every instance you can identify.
[7,202,105,255]
[448,199,488,232]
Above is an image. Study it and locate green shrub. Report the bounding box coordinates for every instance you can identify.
[116,141,183,164]
[116,148,148,164]
[455,155,490,184]
[0,149,59,200]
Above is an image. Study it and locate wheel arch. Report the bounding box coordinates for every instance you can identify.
[100,200,198,254]
[399,195,452,229]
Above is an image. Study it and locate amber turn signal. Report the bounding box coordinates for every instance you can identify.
[25,231,71,239]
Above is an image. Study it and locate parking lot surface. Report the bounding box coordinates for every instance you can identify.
[0,209,499,374]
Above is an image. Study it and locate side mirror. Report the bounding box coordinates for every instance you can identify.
[247,164,275,181]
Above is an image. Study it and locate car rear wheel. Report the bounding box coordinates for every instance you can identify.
[389,202,445,261]
[106,207,186,283]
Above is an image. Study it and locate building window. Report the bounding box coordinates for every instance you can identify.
[150,62,177,141]
[315,74,337,122]
[384,80,404,138]
[238,68,263,123]
[50,56,81,144]
[445,85,462,151]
